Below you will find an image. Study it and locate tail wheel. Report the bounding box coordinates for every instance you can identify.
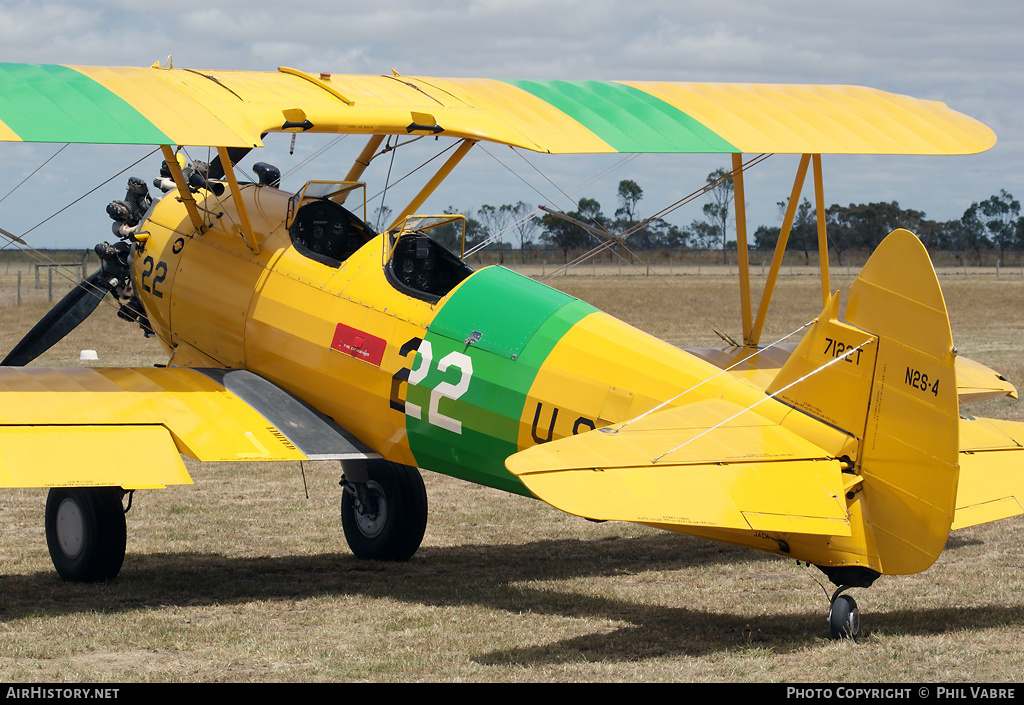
[828,592,860,640]
[45,487,126,582]
[341,461,427,561]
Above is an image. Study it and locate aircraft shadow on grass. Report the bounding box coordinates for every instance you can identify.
[1,532,1021,660]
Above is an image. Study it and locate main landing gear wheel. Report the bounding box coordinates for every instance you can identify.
[44,487,127,582]
[828,588,860,640]
[341,461,427,561]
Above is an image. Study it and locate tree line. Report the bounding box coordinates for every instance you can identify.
[429,171,1022,266]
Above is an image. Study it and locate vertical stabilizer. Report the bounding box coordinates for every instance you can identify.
[768,229,959,576]
[846,229,959,575]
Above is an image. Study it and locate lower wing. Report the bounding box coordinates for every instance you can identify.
[0,366,377,489]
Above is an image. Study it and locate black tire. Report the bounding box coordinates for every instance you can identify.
[828,594,860,640]
[45,487,126,582]
[341,461,427,561]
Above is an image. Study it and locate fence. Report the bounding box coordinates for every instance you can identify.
[469,248,1024,278]
[0,247,1020,308]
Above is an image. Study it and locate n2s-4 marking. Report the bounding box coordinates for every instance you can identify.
[905,366,940,397]
[390,336,473,434]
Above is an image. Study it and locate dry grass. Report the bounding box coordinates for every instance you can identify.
[0,266,1022,682]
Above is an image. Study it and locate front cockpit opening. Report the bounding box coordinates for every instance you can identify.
[286,181,376,268]
[289,199,375,267]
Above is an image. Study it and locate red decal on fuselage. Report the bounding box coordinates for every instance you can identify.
[331,323,387,366]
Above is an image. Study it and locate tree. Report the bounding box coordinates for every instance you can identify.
[825,201,925,259]
[477,204,515,245]
[373,205,393,232]
[776,198,816,265]
[648,218,687,250]
[540,198,606,263]
[614,179,650,249]
[960,203,991,266]
[754,224,780,251]
[508,201,539,263]
[431,207,485,255]
[477,203,516,263]
[977,190,1021,260]
[687,219,720,251]
[702,168,734,264]
[615,179,643,223]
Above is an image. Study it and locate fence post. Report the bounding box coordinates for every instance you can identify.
[17,270,21,306]
[48,267,53,303]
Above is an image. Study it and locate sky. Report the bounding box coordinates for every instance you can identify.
[0,0,1020,248]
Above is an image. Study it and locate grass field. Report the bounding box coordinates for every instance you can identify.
[0,267,1022,682]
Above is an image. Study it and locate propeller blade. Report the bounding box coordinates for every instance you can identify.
[2,269,116,366]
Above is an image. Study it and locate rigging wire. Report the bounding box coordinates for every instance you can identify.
[608,318,816,433]
[281,134,349,180]
[542,153,773,280]
[376,136,399,231]
[650,336,875,464]
[1,147,161,251]
[0,144,69,206]
[505,147,654,273]
[465,145,645,267]
[366,139,459,208]
[0,146,185,357]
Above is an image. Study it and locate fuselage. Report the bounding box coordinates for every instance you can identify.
[132,180,867,569]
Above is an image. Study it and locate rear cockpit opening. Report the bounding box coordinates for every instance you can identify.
[383,215,474,303]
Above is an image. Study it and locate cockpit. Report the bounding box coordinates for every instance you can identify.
[287,181,376,267]
[286,183,473,302]
[384,215,474,303]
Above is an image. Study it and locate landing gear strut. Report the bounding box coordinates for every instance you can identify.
[828,587,860,640]
[340,461,427,561]
[45,487,127,582]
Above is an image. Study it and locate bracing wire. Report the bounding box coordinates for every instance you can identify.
[0,144,69,206]
[649,336,875,464]
[541,153,773,280]
[2,147,160,251]
[464,145,641,260]
[607,318,817,434]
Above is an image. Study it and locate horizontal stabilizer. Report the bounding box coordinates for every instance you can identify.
[506,399,850,536]
[953,417,1024,530]
[686,345,1017,405]
[955,356,1019,403]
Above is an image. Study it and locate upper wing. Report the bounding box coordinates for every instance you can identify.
[505,398,852,537]
[0,63,996,155]
[0,366,377,489]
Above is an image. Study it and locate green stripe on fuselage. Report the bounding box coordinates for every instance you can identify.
[0,64,170,144]
[405,267,595,495]
[505,79,736,153]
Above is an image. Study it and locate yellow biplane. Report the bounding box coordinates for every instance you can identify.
[0,62,1020,640]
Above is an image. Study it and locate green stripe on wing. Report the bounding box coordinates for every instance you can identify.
[0,64,170,144]
[506,79,737,153]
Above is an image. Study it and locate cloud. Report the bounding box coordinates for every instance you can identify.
[0,0,1020,245]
